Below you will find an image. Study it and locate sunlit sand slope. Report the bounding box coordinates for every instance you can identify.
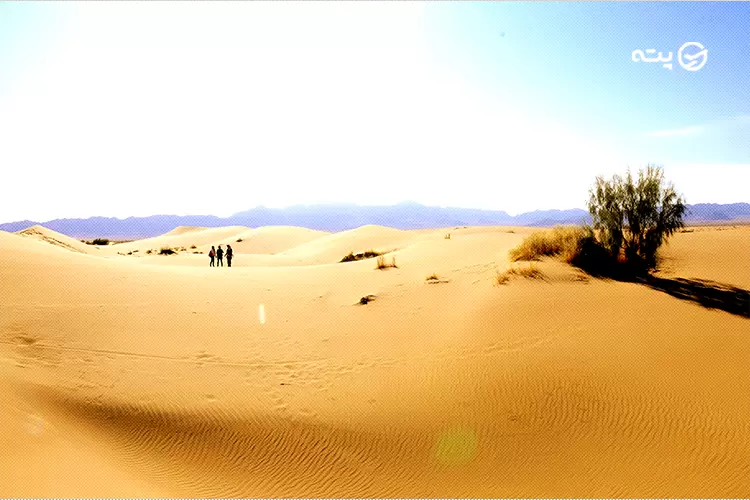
[93,225,329,259]
[15,225,103,255]
[227,226,330,255]
[1,226,748,497]
[656,225,750,288]
[105,225,251,255]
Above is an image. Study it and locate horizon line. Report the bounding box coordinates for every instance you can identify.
[3,199,750,226]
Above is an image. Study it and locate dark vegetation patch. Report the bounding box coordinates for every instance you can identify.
[341,249,383,263]
[86,238,110,246]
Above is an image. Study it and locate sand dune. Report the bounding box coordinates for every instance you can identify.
[105,225,251,255]
[655,225,750,288]
[228,226,329,255]
[163,226,213,236]
[1,225,748,497]
[15,225,103,255]
[273,224,425,265]
[91,225,330,261]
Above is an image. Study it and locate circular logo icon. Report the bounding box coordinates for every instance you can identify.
[678,42,708,71]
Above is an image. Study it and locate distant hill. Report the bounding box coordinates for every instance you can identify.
[1,202,748,240]
[683,203,750,222]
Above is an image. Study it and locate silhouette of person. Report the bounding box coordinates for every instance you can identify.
[209,246,216,267]
[216,245,224,267]
[226,244,233,267]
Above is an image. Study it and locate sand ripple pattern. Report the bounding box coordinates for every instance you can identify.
[8,342,749,498]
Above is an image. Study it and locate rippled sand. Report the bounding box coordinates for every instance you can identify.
[1,225,748,497]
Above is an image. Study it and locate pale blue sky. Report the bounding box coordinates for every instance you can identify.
[0,1,747,223]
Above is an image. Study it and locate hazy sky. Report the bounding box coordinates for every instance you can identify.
[1,1,748,223]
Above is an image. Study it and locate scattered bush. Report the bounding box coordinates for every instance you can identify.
[341,250,383,263]
[376,255,398,269]
[190,244,197,249]
[146,249,152,255]
[159,247,176,255]
[426,273,440,281]
[88,238,109,246]
[236,238,243,243]
[445,233,451,240]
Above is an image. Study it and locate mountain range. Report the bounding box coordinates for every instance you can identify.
[1,202,748,240]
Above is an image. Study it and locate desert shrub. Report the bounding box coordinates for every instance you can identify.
[566,233,620,277]
[146,249,152,254]
[376,255,397,269]
[426,273,439,281]
[588,164,685,271]
[445,233,451,240]
[341,249,382,263]
[236,238,243,242]
[89,238,109,245]
[159,247,176,255]
[509,166,686,277]
[509,225,590,263]
[190,244,197,249]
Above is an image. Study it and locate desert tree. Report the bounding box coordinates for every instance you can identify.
[588,164,686,271]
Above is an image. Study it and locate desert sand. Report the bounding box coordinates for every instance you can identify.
[1,224,748,497]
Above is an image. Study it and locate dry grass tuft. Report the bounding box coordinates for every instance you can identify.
[509,225,590,263]
[376,255,398,270]
[359,295,376,305]
[495,264,545,285]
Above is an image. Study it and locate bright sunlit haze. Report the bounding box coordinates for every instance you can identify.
[0,2,748,223]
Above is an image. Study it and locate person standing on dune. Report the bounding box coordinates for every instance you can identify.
[216,245,224,267]
[209,246,216,267]
[226,244,233,267]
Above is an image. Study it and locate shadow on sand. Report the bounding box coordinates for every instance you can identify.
[571,239,749,318]
[635,276,750,319]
